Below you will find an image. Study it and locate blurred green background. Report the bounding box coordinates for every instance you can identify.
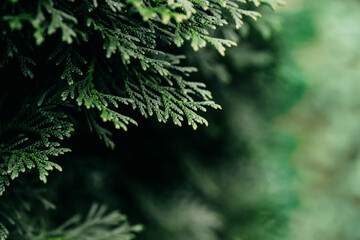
[279,0,360,239]
[9,0,360,240]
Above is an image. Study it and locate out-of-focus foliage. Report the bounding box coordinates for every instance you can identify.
[278,1,360,239]
[0,186,142,240]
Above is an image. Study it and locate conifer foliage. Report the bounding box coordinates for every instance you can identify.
[0,0,283,239]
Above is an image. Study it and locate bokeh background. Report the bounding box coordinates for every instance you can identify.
[15,0,360,239]
[280,0,360,239]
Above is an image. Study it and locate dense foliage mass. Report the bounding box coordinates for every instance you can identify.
[0,0,287,239]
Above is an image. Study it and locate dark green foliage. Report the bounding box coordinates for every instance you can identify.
[0,186,141,240]
[0,0,284,239]
[42,203,143,240]
[0,0,282,197]
[0,93,73,195]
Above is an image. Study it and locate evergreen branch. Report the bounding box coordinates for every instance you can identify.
[0,94,74,196]
[49,44,87,85]
[44,203,143,240]
[61,69,137,131]
[125,69,221,129]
